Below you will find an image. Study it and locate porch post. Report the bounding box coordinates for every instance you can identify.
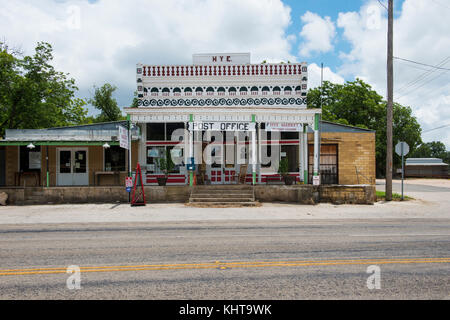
[138,123,147,184]
[299,127,303,183]
[257,122,262,184]
[189,114,194,186]
[303,124,308,184]
[251,114,256,185]
[313,113,320,179]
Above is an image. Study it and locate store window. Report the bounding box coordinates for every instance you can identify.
[146,146,183,174]
[147,123,165,141]
[308,144,338,184]
[104,146,126,171]
[19,146,41,172]
[281,131,299,140]
[166,123,185,141]
[281,145,299,172]
[260,124,271,168]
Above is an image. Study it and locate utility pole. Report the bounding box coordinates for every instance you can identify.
[386,0,394,201]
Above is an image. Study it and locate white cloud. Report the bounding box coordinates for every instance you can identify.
[298,11,336,57]
[336,0,450,148]
[0,0,296,113]
[308,63,345,89]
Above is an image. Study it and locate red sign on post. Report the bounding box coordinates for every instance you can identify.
[125,177,133,188]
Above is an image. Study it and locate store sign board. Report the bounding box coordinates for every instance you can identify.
[29,152,41,169]
[188,122,256,131]
[266,122,303,132]
[313,175,321,186]
[119,126,129,150]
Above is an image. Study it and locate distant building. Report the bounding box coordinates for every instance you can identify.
[405,158,449,178]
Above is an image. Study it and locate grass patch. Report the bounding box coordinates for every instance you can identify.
[376,190,413,201]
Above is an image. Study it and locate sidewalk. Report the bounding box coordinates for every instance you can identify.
[0,179,448,225]
[0,200,447,225]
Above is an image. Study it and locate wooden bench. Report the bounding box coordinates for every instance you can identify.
[94,171,121,186]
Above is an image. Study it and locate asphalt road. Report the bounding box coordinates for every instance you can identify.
[0,219,449,299]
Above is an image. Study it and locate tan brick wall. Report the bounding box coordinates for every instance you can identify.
[5,146,18,186]
[308,131,376,185]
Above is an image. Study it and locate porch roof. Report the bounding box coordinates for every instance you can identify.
[0,121,140,145]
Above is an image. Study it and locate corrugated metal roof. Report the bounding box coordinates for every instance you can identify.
[4,125,140,142]
[406,158,448,166]
[307,121,375,133]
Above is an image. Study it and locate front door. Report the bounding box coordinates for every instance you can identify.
[207,144,223,184]
[57,148,89,186]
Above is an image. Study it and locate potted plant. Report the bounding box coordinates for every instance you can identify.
[278,157,295,185]
[155,150,175,186]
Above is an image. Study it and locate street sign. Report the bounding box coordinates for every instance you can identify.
[395,141,409,201]
[119,125,129,150]
[395,142,409,156]
[125,177,133,188]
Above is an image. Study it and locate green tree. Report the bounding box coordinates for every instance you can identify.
[88,83,123,122]
[410,141,448,159]
[307,79,423,177]
[130,91,139,108]
[0,41,88,136]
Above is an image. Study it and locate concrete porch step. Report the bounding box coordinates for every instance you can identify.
[194,185,253,189]
[191,193,254,198]
[187,201,259,207]
[190,197,254,202]
[188,184,257,206]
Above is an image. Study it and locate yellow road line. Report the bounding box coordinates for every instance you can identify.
[1,258,449,276]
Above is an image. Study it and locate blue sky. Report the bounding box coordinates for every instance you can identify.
[284,0,405,83]
[285,0,362,69]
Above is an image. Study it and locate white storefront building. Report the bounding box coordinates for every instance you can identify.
[125,53,322,186]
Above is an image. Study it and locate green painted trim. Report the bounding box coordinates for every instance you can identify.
[314,114,319,130]
[304,170,308,184]
[46,172,49,188]
[189,171,194,186]
[251,114,256,123]
[189,114,194,122]
[0,141,121,146]
[253,172,256,185]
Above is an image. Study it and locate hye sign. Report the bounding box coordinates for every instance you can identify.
[192,53,251,65]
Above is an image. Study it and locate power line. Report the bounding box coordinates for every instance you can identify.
[378,0,388,10]
[422,123,450,133]
[395,55,450,95]
[394,56,450,71]
[396,70,447,100]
